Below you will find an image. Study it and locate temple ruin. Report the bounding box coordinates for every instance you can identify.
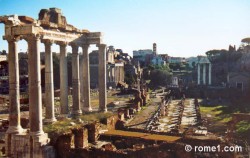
[0,8,107,157]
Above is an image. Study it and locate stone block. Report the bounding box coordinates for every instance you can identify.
[73,128,88,149]
[85,123,100,143]
[118,113,125,121]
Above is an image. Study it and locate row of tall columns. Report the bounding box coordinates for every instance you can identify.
[197,63,212,85]
[5,35,48,156]
[4,35,107,157]
[5,38,108,131]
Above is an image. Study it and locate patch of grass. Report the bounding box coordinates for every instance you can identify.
[44,118,77,134]
[235,121,250,142]
[200,105,231,123]
[90,95,130,107]
[79,112,115,122]
[44,112,115,135]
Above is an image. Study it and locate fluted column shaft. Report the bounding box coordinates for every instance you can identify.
[98,44,107,112]
[6,36,22,134]
[82,44,92,112]
[44,40,56,122]
[59,42,68,115]
[71,44,82,116]
[26,35,44,135]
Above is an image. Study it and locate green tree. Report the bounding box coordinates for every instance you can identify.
[149,69,172,87]
[124,73,136,85]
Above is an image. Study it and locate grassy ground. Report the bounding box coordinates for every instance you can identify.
[90,95,130,107]
[200,103,234,135]
[200,99,250,137]
[44,111,114,135]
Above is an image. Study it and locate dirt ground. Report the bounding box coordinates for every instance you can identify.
[125,94,161,130]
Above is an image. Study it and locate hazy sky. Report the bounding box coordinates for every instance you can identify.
[0,0,249,57]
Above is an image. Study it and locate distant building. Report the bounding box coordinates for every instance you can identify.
[151,55,165,66]
[227,72,250,91]
[0,55,7,62]
[186,57,198,68]
[168,57,186,64]
[133,49,153,66]
[89,46,125,89]
[133,43,168,66]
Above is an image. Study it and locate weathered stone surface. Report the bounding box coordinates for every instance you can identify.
[39,8,67,27]
[85,123,100,143]
[55,133,74,158]
[72,128,88,149]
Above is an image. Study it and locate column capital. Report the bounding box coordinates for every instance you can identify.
[41,39,54,46]
[56,41,68,47]
[82,44,90,49]
[70,43,79,54]
[23,34,41,42]
[96,43,106,48]
[3,35,21,42]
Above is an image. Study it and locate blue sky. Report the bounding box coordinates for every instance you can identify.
[0,0,250,57]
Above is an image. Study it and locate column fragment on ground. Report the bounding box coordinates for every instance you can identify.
[71,44,82,116]
[98,44,107,112]
[43,40,56,123]
[58,42,68,115]
[82,44,92,112]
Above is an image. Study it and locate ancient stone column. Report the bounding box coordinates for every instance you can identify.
[26,34,44,136]
[112,66,115,82]
[43,40,56,123]
[81,44,92,112]
[203,64,206,85]
[58,42,69,115]
[6,36,23,134]
[4,36,23,157]
[197,63,200,85]
[71,44,82,116]
[209,63,212,85]
[98,44,107,112]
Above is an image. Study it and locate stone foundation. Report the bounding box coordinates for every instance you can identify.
[5,132,54,158]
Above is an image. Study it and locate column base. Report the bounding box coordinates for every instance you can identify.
[99,107,107,113]
[30,130,45,137]
[6,125,23,134]
[83,106,92,112]
[71,110,82,117]
[43,117,57,124]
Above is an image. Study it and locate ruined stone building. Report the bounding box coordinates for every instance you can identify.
[0,7,108,157]
[89,46,125,89]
